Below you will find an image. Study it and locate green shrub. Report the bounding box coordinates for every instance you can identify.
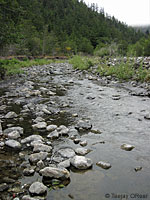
[69,55,93,70]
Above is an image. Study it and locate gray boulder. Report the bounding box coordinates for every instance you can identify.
[29,152,48,163]
[40,167,70,180]
[46,125,57,132]
[58,148,75,159]
[75,120,92,131]
[5,111,18,119]
[71,155,93,169]
[8,130,20,139]
[5,139,21,149]
[75,148,91,156]
[29,182,47,195]
[4,126,23,135]
[32,122,47,129]
[33,144,52,153]
[21,135,44,144]
[47,130,59,139]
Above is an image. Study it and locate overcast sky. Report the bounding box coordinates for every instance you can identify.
[84,0,150,26]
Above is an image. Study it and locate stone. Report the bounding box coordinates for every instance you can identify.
[96,161,111,169]
[0,183,9,192]
[58,148,75,159]
[29,152,48,163]
[22,195,39,200]
[90,129,102,134]
[47,130,59,139]
[8,130,20,139]
[30,140,44,147]
[57,125,69,136]
[29,182,47,195]
[21,135,44,144]
[5,111,18,119]
[75,120,92,131]
[42,108,51,115]
[33,144,52,153]
[71,156,93,169]
[0,122,3,135]
[73,138,81,144]
[134,166,142,172]
[58,159,70,168]
[4,126,23,135]
[39,167,70,180]
[80,140,87,147]
[75,148,91,156]
[5,139,21,149]
[144,113,150,120]
[23,167,35,176]
[121,144,135,151]
[37,160,45,169]
[33,117,45,123]
[32,122,47,129]
[0,141,4,147]
[46,125,57,132]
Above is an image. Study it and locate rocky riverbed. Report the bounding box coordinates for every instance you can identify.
[0,62,150,200]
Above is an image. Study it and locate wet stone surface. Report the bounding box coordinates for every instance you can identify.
[0,62,150,199]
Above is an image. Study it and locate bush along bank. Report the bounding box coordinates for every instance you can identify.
[69,56,150,83]
[0,58,66,80]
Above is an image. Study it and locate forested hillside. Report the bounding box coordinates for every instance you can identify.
[0,0,149,56]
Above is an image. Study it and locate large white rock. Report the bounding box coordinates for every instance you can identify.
[29,182,47,195]
[71,156,93,169]
[5,139,21,149]
[40,167,70,180]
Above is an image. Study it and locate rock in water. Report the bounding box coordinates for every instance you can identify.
[96,161,111,169]
[121,144,135,151]
[71,155,93,169]
[29,182,47,195]
[39,167,70,180]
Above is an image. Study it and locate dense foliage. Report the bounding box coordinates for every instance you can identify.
[0,0,149,56]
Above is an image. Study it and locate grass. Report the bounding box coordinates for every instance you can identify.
[0,58,64,77]
[69,55,150,82]
[69,55,94,70]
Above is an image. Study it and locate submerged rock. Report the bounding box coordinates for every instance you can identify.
[58,159,70,168]
[121,144,135,151]
[96,161,111,169]
[71,155,93,169]
[29,182,47,195]
[39,167,70,180]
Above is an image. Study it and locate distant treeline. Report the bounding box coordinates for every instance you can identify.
[0,0,149,56]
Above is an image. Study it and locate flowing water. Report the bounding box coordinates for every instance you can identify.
[0,63,150,200]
